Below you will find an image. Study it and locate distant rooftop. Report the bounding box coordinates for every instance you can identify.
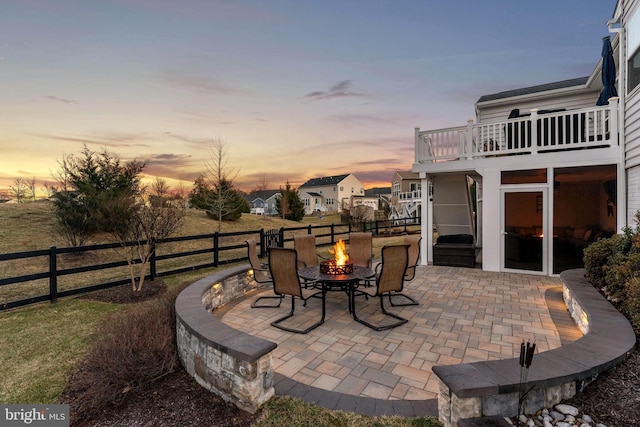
[365,187,391,197]
[300,174,350,188]
[477,77,590,104]
[244,190,280,201]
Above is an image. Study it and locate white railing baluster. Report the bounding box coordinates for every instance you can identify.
[416,103,616,163]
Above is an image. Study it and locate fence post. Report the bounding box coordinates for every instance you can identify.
[279,228,284,248]
[331,224,335,244]
[307,225,312,235]
[375,220,379,236]
[260,229,266,257]
[213,233,219,266]
[49,246,58,304]
[150,249,157,281]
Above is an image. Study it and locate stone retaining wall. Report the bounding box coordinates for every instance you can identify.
[433,269,637,427]
[175,265,277,414]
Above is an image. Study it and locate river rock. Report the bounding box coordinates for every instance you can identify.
[549,411,565,421]
[554,404,579,416]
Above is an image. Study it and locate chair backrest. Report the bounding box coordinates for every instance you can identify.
[403,235,421,281]
[246,238,262,269]
[269,248,302,298]
[377,244,409,294]
[294,234,318,268]
[349,232,373,268]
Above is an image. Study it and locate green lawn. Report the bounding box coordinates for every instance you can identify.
[0,203,435,426]
[0,299,121,403]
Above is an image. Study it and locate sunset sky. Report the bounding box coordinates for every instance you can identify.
[1,1,615,194]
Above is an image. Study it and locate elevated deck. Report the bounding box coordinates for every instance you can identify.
[414,100,619,173]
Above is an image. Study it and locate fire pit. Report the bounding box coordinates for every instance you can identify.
[320,239,353,275]
[320,259,354,275]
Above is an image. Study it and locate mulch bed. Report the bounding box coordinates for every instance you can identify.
[69,281,640,427]
[80,369,259,427]
[78,280,168,304]
[564,346,640,427]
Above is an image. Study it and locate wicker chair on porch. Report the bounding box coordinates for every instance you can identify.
[269,247,326,334]
[352,244,410,331]
[246,238,283,308]
[388,235,422,307]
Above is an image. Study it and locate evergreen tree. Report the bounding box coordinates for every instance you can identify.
[50,145,144,246]
[189,175,213,210]
[276,181,305,221]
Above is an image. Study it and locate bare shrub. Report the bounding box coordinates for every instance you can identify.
[61,285,185,425]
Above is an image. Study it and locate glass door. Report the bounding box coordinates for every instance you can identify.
[503,189,546,273]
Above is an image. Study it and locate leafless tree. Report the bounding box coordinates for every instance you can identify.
[204,138,240,232]
[253,173,270,192]
[27,177,37,201]
[112,194,186,292]
[173,181,188,200]
[278,190,290,219]
[348,204,374,230]
[49,154,74,194]
[10,178,29,202]
[151,176,170,198]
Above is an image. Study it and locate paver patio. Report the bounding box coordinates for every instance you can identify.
[219,265,582,415]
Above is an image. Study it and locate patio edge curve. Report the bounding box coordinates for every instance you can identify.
[175,265,277,414]
[432,268,637,427]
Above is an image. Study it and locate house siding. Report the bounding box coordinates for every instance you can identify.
[627,168,640,223]
[623,0,640,221]
[477,90,601,124]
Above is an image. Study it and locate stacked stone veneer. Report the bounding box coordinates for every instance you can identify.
[433,269,636,427]
[175,265,277,414]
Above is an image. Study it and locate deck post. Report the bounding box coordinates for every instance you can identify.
[465,119,474,160]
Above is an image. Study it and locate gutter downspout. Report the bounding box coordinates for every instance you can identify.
[609,17,626,230]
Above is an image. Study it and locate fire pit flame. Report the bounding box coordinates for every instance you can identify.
[321,239,353,275]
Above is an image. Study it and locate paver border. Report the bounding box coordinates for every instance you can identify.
[432,268,637,426]
[175,265,277,413]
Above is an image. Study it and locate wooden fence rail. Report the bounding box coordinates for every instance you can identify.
[0,217,419,311]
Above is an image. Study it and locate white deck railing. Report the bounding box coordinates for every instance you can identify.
[395,190,421,201]
[415,99,619,163]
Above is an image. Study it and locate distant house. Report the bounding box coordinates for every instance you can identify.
[298,190,324,214]
[244,190,280,216]
[390,171,421,220]
[299,174,365,215]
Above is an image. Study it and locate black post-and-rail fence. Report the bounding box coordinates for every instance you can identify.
[0,217,419,311]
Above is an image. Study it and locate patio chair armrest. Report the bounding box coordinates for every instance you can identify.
[374,263,382,276]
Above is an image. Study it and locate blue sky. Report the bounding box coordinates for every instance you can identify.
[0,0,615,193]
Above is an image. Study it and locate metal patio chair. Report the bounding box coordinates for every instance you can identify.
[352,244,410,331]
[349,232,373,269]
[388,235,421,307]
[269,247,326,334]
[349,231,375,289]
[294,234,319,269]
[246,238,283,308]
